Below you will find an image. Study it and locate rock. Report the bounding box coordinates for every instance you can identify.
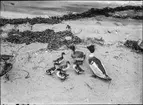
[124,40,143,53]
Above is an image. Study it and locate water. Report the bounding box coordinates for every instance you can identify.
[1,1,142,16]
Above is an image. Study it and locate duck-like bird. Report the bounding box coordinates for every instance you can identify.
[56,68,69,80]
[68,45,85,74]
[69,45,86,65]
[73,64,84,74]
[58,61,70,72]
[87,45,111,81]
[53,52,65,65]
[46,63,57,75]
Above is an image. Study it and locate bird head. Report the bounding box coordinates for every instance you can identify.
[66,61,70,64]
[87,45,95,53]
[61,52,65,56]
[68,45,75,52]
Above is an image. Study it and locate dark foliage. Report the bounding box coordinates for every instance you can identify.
[0,5,142,27]
[124,40,143,53]
[0,17,61,27]
[4,29,82,50]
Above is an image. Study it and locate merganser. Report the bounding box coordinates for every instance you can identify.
[53,52,65,65]
[69,45,86,65]
[87,45,111,81]
[56,68,69,80]
[73,64,84,74]
[46,63,56,75]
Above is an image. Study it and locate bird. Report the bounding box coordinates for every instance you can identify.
[56,68,69,80]
[46,63,57,75]
[53,52,65,65]
[58,61,70,72]
[87,45,111,81]
[73,63,84,74]
[68,45,86,65]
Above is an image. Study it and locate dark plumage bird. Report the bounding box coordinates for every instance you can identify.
[53,52,65,65]
[73,64,84,74]
[69,45,86,64]
[87,45,111,81]
[56,68,69,80]
[58,61,70,72]
[46,63,56,75]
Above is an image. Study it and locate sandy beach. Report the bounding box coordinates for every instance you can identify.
[0,1,142,104]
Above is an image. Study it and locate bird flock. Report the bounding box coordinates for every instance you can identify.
[46,44,112,81]
[0,44,112,82]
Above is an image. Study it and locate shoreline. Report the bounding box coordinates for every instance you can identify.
[0,5,142,27]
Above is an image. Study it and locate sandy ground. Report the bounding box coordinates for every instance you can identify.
[1,16,142,104]
[0,1,143,104]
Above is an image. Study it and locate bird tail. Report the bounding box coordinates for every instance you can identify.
[105,75,112,81]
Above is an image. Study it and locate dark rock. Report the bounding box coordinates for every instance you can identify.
[124,40,143,53]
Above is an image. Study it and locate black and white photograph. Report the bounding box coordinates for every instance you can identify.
[0,0,143,104]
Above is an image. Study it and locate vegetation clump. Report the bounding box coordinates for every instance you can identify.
[0,5,142,27]
[124,40,143,53]
[4,29,82,50]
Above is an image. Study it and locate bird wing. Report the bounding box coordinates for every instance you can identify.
[89,61,106,78]
[53,57,61,62]
[59,61,70,70]
[59,64,66,69]
[56,71,61,77]
[75,51,85,58]
[49,66,55,71]
[72,51,85,60]
[74,60,84,65]
[56,71,64,79]
[54,57,64,64]
[89,57,106,75]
